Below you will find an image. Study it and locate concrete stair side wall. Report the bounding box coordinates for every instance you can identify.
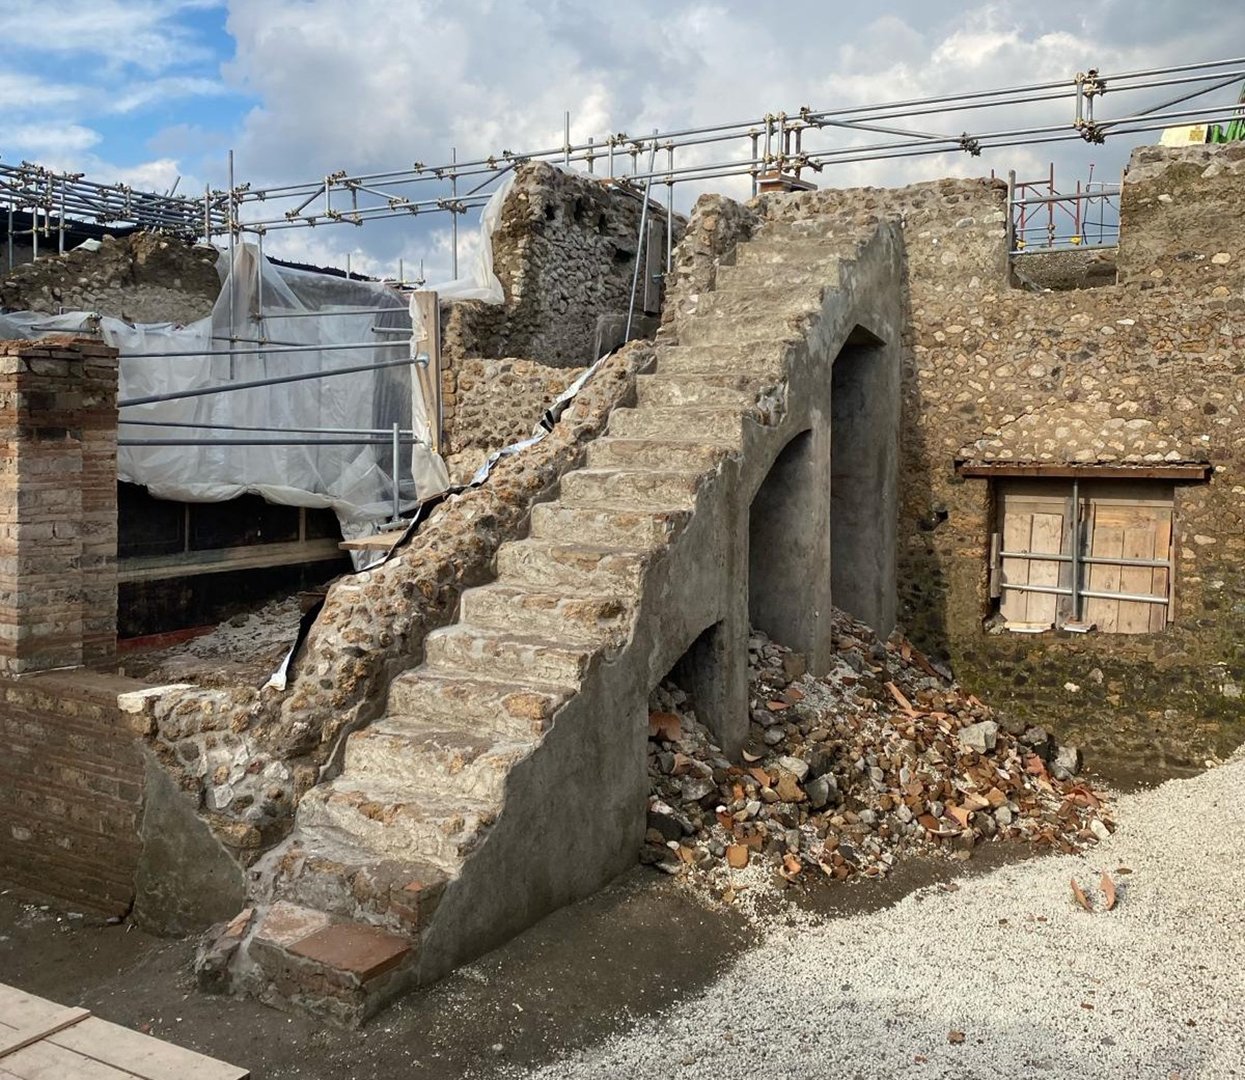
[415,217,906,982]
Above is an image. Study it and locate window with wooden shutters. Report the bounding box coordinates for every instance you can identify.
[992,478,1174,634]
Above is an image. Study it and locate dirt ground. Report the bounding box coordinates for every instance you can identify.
[0,846,1050,1080]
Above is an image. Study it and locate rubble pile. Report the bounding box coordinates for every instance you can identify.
[644,610,1114,887]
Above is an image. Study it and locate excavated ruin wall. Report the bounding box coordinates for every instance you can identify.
[0,232,221,324]
[757,144,1245,767]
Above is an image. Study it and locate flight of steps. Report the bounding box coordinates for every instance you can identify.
[222,217,873,1025]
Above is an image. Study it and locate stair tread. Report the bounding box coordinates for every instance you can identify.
[309,777,498,814]
[391,667,577,696]
[427,623,598,652]
[288,822,453,879]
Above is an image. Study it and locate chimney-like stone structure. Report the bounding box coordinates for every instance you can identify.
[0,337,118,673]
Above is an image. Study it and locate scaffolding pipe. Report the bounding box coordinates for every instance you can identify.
[625,134,658,342]
[118,354,416,407]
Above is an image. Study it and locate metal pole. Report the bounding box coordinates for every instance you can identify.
[564,111,571,166]
[450,147,459,279]
[1069,477,1081,622]
[625,132,659,343]
[1006,170,1016,254]
[119,354,416,407]
[391,421,402,522]
[666,144,674,275]
[227,149,237,378]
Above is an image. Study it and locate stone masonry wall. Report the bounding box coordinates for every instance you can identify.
[438,162,685,441]
[0,671,149,917]
[0,232,220,324]
[442,356,584,482]
[757,143,1245,769]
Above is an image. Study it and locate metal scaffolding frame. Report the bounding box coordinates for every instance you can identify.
[3,56,1244,527]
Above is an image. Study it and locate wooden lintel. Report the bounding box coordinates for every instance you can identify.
[956,462,1211,481]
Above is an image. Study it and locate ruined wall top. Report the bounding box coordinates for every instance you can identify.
[0,232,221,325]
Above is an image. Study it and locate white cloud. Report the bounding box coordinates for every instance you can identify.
[0,0,224,73]
[109,76,232,114]
[0,123,102,156]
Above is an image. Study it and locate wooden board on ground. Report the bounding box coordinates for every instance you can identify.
[0,984,247,1080]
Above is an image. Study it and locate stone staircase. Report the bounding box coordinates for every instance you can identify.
[217,212,902,1025]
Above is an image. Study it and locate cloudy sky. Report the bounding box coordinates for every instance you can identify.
[3,1,1244,278]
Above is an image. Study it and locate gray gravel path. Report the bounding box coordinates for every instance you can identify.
[515,758,1245,1080]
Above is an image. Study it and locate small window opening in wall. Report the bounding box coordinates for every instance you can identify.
[989,478,1175,634]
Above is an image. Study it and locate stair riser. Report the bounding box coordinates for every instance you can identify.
[635,377,756,408]
[559,469,700,510]
[270,857,440,937]
[299,793,484,868]
[676,318,804,347]
[459,588,632,644]
[735,240,858,266]
[495,541,647,595]
[530,502,688,549]
[425,628,592,685]
[716,263,839,289]
[651,349,785,379]
[344,730,522,803]
[586,439,727,473]
[607,407,741,443]
[690,286,824,322]
[386,675,565,739]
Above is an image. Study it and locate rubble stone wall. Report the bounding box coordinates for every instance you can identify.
[0,671,148,917]
[0,232,220,324]
[757,143,1245,767]
[441,355,584,482]
[438,162,685,442]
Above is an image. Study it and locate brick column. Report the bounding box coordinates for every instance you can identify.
[0,337,118,674]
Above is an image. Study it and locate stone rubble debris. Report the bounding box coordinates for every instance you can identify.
[643,609,1113,890]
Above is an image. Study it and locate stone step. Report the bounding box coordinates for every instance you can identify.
[459,583,632,644]
[270,825,448,936]
[298,780,496,869]
[635,372,761,409]
[607,404,742,443]
[715,261,840,290]
[530,500,691,550]
[690,283,825,321]
[650,343,788,378]
[344,719,532,804]
[386,669,572,739]
[559,467,701,511]
[675,313,807,347]
[424,623,597,685]
[735,237,861,267]
[495,538,648,596]
[586,437,729,473]
[249,900,415,1027]
[754,220,870,244]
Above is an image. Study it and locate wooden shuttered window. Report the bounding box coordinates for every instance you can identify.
[994,479,1174,634]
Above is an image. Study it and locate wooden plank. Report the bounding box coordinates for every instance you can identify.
[1026,512,1064,626]
[0,1007,90,1060]
[1119,519,1159,634]
[53,1018,248,1080]
[999,505,1033,625]
[1085,504,1124,633]
[0,990,66,1037]
[2,1040,140,1080]
[338,533,400,551]
[1153,511,1173,632]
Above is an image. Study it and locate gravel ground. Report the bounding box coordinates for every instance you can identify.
[513,755,1245,1080]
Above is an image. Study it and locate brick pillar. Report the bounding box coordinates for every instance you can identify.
[0,337,118,674]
